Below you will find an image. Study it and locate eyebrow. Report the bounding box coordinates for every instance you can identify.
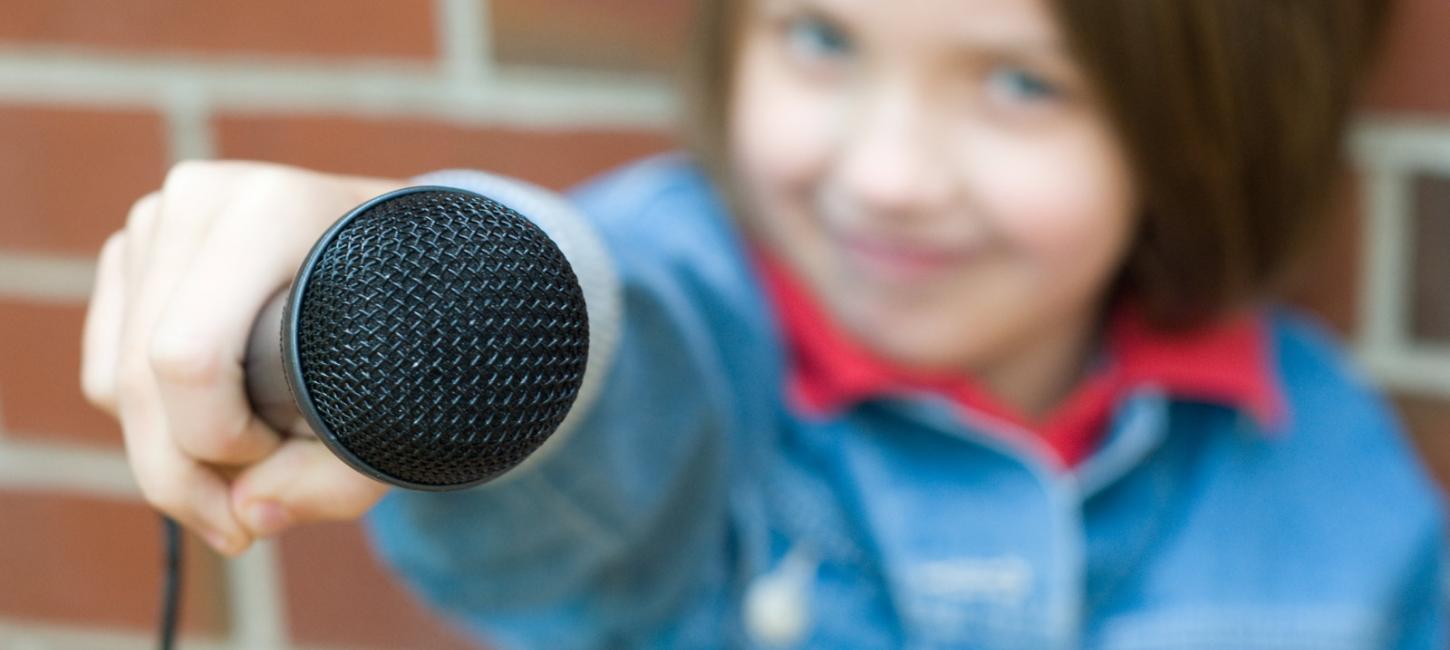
[760,0,1071,60]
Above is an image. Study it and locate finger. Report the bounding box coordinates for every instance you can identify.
[112,185,253,553]
[230,438,389,539]
[125,165,258,467]
[113,190,162,417]
[117,190,164,394]
[120,399,253,555]
[81,231,128,415]
[120,192,162,327]
[151,184,323,466]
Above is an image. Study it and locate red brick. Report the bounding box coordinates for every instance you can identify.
[0,300,122,448]
[0,490,228,636]
[0,105,167,256]
[279,520,483,650]
[0,0,434,60]
[1364,0,1450,115]
[1396,393,1450,493]
[214,113,675,190]
[1283,176,1362,335]
[491,0,692,74]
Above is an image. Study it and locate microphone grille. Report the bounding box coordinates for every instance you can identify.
[289,187,589,489]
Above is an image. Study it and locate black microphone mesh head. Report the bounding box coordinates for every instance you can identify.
[284,187,589,490]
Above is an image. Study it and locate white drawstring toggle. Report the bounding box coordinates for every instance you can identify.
[744,543,818,647]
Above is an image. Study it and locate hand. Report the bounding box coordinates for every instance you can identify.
[81,160,405,556]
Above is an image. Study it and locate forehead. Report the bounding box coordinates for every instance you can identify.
[756,0,1063,50]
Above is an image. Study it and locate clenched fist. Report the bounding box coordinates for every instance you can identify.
[81,160,405,556]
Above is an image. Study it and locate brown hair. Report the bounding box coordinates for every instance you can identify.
[682,0,1394,330]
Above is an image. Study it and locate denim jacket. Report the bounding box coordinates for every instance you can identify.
[366,155,1446,649]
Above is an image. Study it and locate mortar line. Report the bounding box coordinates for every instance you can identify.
[0,437,136,497]
[0,617,235,650]
[437,0,492,84]
[226,540,292,650]
[0,51,673,128]
[164,83,217,162]
[0,251,95,302]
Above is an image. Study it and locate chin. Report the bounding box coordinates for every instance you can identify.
[893,336,979,373]
[844,299,977,372]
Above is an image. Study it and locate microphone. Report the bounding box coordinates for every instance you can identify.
[242,185,591,491]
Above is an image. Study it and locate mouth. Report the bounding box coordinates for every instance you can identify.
[834,230,982,284]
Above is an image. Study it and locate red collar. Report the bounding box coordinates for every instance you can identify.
[753,247,1285,467]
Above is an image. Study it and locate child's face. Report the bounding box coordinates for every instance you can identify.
[730,0,1139,376]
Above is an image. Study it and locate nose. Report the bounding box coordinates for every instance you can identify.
[833,80,955,222]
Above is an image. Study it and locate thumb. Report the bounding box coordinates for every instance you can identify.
[230,438,390,540]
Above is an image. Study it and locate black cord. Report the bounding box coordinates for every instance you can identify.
[160,515,182,650]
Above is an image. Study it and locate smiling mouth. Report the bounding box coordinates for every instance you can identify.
[835,231,982,283]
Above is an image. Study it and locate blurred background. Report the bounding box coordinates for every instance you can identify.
[0,1,1444,648]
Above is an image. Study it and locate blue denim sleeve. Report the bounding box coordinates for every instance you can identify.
[1390,523,1446,649]
[1368,405,1449,649]
[1379,404,1448,649]
[1271,311,1448,648]
[362,158,746,649]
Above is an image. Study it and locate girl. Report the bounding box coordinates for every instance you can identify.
[82,0,1444,647]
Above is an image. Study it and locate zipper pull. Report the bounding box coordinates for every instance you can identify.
[744,542,818,647]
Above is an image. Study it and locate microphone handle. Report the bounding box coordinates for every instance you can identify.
[243,286,315,438]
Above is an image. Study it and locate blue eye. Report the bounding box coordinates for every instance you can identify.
[988,67,1059,102]
[785,15,852,60]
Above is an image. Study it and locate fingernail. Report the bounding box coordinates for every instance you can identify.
[246,500,291,538]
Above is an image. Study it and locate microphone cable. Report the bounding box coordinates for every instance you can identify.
[159,516,182,650]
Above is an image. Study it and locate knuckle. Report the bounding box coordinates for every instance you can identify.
[125,192,160,232]
[99,231,126,262]
[80,371,116,412]
[163,159,214,192]
[148,330,220,387]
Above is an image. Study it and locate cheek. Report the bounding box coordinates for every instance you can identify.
[967,125,1137,296]
[729,44,840,200]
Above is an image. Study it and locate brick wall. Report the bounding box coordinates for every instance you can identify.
[0,1,1443,649]
[0,1,683,648]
